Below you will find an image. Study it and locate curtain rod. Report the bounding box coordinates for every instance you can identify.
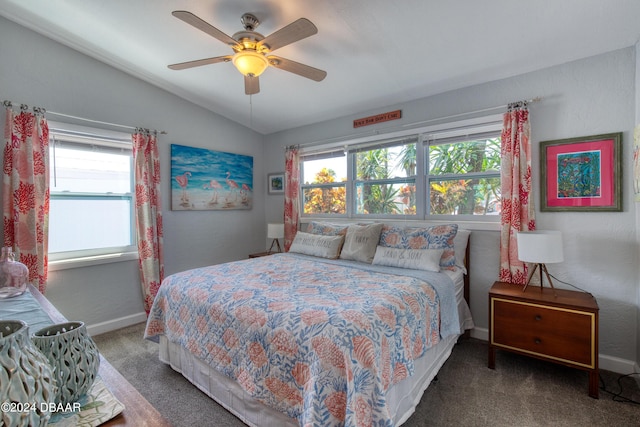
[404,96,541,128]
[47,110,167,135]
[291,96,541,149]
[3,100,167,135]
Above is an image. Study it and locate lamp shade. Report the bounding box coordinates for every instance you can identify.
[517,230,564,264]
[232,50,269,77]
[267,223,285,239]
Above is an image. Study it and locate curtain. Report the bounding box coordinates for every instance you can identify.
[132,129,164,314]
[2,104,50,292]
[283,146,300,251]
[499,102,535,284]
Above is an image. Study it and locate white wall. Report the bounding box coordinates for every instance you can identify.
[264,48,639,369]
[0,16,266,333]
[635,41,640,372]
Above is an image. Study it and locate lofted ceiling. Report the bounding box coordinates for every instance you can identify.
[2,0,640,135]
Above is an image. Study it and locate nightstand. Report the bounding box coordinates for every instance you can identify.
[488,281,599,398]
[249,251,274,258]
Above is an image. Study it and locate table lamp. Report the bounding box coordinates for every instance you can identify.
[267,223,285,254]
[517,230,564,292]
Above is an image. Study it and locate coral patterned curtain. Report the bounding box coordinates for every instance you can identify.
[2,103,50,292]
[499,102,535,284]
[132,129,164,313]
[283,146,300,251]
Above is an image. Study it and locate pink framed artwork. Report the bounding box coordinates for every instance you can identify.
[540,133,622,211]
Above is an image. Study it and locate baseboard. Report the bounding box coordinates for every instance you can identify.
[470,326,488,341]
[87,312,147,337]
[599,354,638,375]
[468,327,637,374]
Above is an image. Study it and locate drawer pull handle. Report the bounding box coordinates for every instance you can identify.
[534,338,541,345]
[535,315,542,321]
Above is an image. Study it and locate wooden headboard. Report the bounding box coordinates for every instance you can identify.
[462,234,471,339]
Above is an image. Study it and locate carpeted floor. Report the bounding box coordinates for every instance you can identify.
[93,323,640,426]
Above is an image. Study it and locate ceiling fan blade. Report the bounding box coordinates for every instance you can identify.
[267,55,327,82]
[168,55,232,70]
[172,10,240,49]
[245,75,260,95]
[258,18,318,52]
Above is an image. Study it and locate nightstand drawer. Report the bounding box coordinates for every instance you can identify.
[491,298,595,368]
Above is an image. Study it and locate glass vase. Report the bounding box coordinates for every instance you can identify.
[0,247,29,298]
[32,321,100,405]
[0,320,56,427]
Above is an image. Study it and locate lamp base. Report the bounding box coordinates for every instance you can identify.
[522,263,556,295]
[267,239,282,255]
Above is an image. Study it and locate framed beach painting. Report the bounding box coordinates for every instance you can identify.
[540,133,622,212]
[171,144,253,210]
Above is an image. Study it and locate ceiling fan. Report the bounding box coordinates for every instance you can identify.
[168,10,327,95]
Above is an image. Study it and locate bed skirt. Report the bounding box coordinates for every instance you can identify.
[159,331,461,426]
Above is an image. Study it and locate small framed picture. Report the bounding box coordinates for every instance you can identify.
[540,132,622,211]
[267,172,285,195]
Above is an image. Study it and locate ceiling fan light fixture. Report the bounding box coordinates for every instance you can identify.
[232,50,268,77]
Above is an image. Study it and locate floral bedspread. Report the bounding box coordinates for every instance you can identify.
[145,253,457,427]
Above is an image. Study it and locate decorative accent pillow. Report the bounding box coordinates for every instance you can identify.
[372,246,443,272]
[306,221,349,236]
[339,223,384,263]
[378,224,458,269]
[289,232,344,259]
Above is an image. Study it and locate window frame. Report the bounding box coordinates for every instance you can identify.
[47,121,138,269]
[425,127,502,220]
[299,114,503,223]
[300,149,349,217]
[351,136,421,218]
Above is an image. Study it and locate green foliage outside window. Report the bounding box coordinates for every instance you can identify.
[428,138,501,215]
[300,133,501,217]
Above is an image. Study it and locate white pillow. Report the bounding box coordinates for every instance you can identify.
[289,232,344,259]
[372,246,443,272]
[339,223,384,263]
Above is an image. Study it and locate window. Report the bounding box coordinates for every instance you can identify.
[299,115,502,221]
[48,123,136,262]
[427,133,501,216]
[354,137,417,215]
[301,150,347,215]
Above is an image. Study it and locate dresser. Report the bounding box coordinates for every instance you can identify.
[3,285,172,426]
[488,281,599,398]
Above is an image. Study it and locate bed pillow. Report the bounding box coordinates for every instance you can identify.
[339,223,384,263]
[289,231,344,259]
[378,224,458,270]
[372,246,443,272]
[306,221,349,236]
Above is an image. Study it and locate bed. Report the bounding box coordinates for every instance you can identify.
[145,223,473,427]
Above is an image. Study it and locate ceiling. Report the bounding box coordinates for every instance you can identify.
[2,1,640,135]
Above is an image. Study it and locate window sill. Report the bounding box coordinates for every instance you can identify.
[300,217,500,232]
[48,251,139,271]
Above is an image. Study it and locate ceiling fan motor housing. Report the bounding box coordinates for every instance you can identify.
[240,13,260,31]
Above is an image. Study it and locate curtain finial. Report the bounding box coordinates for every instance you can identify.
[507,100,528,111]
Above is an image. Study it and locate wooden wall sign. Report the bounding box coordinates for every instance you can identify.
[353,110,402,128]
